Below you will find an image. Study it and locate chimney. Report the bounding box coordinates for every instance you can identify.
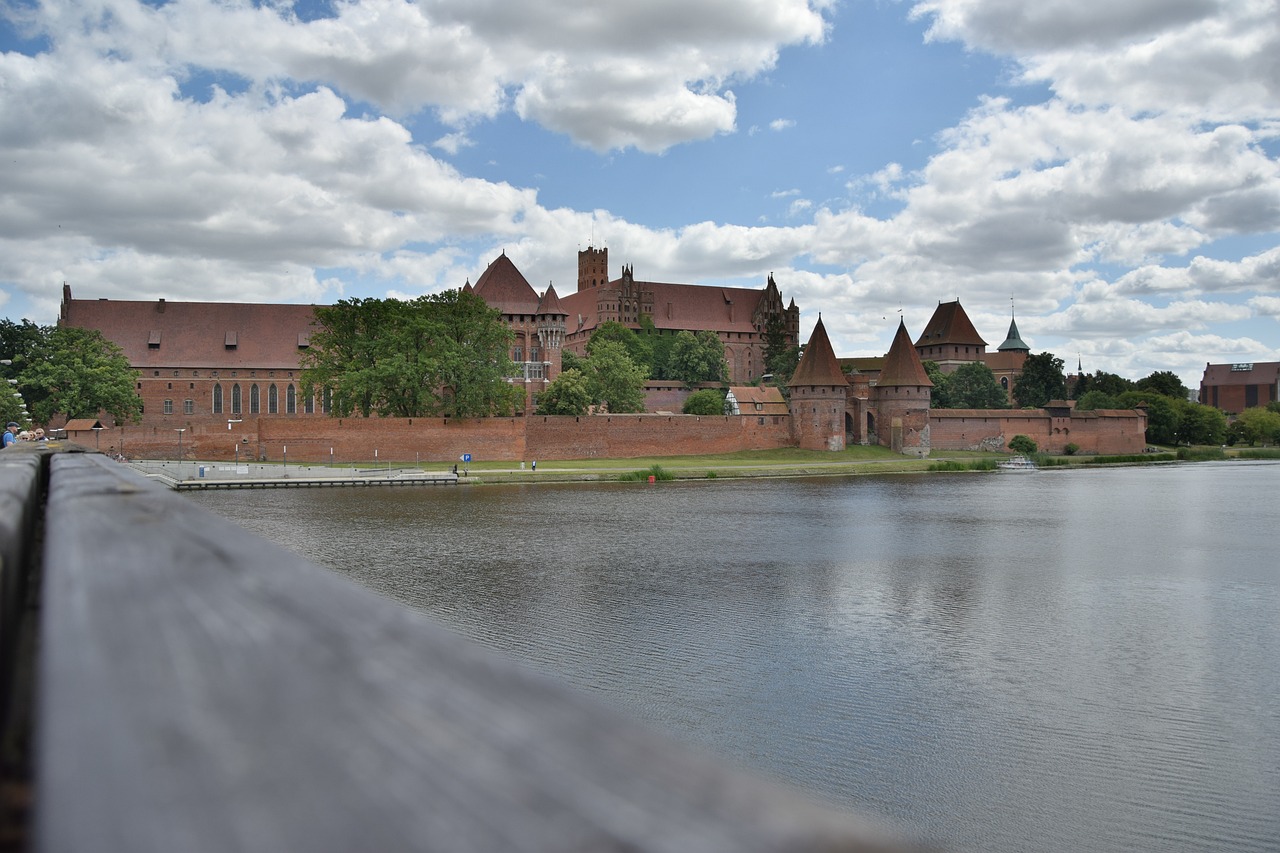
[158,298,166,314]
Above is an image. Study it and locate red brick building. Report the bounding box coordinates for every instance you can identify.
[561,245,800,384]
[913,300,1029,402]
[1199,361,1280,413]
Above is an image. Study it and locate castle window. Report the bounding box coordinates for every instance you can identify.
[163,399,173,414]
[514,346,523,362]
[305,393,315,415]
[322,388,332,414]
[268,384,278,414]
[183,399,194,415]
[286,384,296,414]
[212,384,223,414]
[250,384,260,414]
[231,384,242,414]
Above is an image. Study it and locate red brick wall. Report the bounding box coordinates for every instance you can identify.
[929,409,1147,454]
[92,413,792,463]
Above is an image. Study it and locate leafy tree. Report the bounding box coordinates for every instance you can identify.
[1075,370,1134,399]
[762,313,791,381]
[1013,352,1067,408]
[1177,401,1227,445]
[637,315,674,380]
[765,344,801,385]
[1229,406,1280,446]
[682,388,726,415]
[588,321,652,373]
[18,326,143,424]
[535,368,593,415]
[942,362,1008,409]
[1120,391,1178,445]
[302,291,520,418]
[584,340,648,413]
[668,330,727,386]
[1008,434,1037,454]
[1,319,50,426]
[560,349,585,373]
[923,360,953,408]
[1074,389,1124,411]
[1136,370,1190,401]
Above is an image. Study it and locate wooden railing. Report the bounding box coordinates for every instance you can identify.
[1,445,916,852]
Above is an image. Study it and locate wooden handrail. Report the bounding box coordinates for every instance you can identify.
[6,449,915,852]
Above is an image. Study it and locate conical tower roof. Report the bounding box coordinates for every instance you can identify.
[879,319,934,387]
[789,317,846,387]
[996,314,1030,352]
[914,300,987,347]
[472,252,540,314]
[537,282,567,316]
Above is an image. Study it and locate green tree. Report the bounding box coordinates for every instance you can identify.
[682,388,726,415]
[943,362,1008,409]
[1136,370,1189,401]
[18,326,143,424]
[302,291,520,418]
[1230,406,1280,446]
[762,313,790,381]
[588,321,652,373]
[535,368,593,415]
[1013,352,1067,408]
[584,340,648,413]
[637,315,674,380]
[1074,389,1124,411]
[923,360,953,408]
[765,344,801,385]
[1008,434,1038,454]
[561,349,585,373]
[1120,391,1178,445]
[667,330,727,386]
[1177,401,1227,445]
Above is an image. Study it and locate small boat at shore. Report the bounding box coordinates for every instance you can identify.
[997,455,1038,471]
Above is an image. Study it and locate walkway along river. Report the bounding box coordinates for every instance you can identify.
[189,461,1280,853]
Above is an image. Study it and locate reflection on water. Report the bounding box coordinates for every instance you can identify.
[188,462,1280,853]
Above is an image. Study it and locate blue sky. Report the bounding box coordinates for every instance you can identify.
[2,0,1278,387]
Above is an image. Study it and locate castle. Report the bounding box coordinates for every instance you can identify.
[56,252,1147,461]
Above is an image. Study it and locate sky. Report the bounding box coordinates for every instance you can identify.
[1,0,1278,388]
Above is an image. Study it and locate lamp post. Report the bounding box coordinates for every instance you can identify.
[175,428,186,476]
[92,425,104,450]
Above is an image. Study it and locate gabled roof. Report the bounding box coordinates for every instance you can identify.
[789,317,846,387]
[537,283,567,316]
[915,300,988,347]
[879,319,934,387]
[1201,361,1280,387]
[560,279,768,336]
[60,291,317,370]
[996,315,1030,351]
[471,253,541,314]
[726,386,788,415]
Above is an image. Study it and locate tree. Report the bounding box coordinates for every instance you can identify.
[667,330,727,386]
[923,360,953,408]
[1177,401,1227,445]
[18,326,143,424]
[584,340,648,413]
[1136,370,1189,401]
[682,388,726,415]
[941,362,1008,409]
[301,291,520,418]
[1120,391,1178,445]
[1013,352,1067,408]
[637,315,674,380]
[1074,389,1124,411]
[762,313,791,382]
[1229,406,1280,446]
[1008,434,1038,454]
[535,368,593,415]
[765,344,801,385]
[588,321,652,373]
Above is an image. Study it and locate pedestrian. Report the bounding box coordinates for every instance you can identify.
[2,422,18,448]
[33,428,45,441]
[531,460,537,472]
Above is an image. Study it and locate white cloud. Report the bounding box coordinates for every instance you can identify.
[770,118,796,131]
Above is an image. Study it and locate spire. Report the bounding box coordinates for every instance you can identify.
[996,309,1030,352]
[789,317,846,387]
[878,319,934,387]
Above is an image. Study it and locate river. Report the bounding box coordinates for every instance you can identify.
[187,461,1280,853]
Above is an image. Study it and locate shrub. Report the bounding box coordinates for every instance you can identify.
[619,465,675,482]
[1063,442,1079,456]
[1008,434,1038,454]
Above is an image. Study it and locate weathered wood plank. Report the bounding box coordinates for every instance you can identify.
[36,452,913,853]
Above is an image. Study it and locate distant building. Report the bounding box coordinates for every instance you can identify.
[914,299,1029,402]
[724,386,788,416]
[1199,362,1280,413]
[559,246,800,384]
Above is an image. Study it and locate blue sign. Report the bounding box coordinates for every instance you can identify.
[461,453,472,462]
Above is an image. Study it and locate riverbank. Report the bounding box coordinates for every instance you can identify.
[129,444,1278,488]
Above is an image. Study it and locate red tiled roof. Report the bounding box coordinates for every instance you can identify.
[537,282,567,316]
[60,295,317,370]
[879,319,934,387]
[789,317,846,386]
[472,253,541,314]
[915,300,988,347]
[560,280,767,336]
[1200,361,1280,387]
[727,386,788,415]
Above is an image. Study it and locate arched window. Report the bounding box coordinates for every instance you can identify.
[322,388,332,414]
[268,384,278,414]
[212,384,223,414]
[231,384,242,414]
[286,384,296,414]
[250,384,260,414]
[305,393,314,414]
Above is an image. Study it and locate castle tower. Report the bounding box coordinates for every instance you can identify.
[536,283,568,381]
[577,245,608,292]
[788,317,849,451]
[914,299,987,373]
[874,318,934,457]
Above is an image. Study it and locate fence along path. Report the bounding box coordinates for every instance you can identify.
[9,448,914,852]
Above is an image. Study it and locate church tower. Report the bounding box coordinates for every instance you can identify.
[577,245,608,292]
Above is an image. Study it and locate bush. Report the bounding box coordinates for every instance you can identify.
[619,465,675,482]
[1008,434,1038,454]
[1063,442,1079,456]
[683,388,726,415]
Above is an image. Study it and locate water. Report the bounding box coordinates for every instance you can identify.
[187,461,1280,853]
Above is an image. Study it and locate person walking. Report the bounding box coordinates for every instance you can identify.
[2,422,18,448]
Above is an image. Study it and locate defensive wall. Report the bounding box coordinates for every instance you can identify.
[86,412,795,463]
[929,408,1148,455]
